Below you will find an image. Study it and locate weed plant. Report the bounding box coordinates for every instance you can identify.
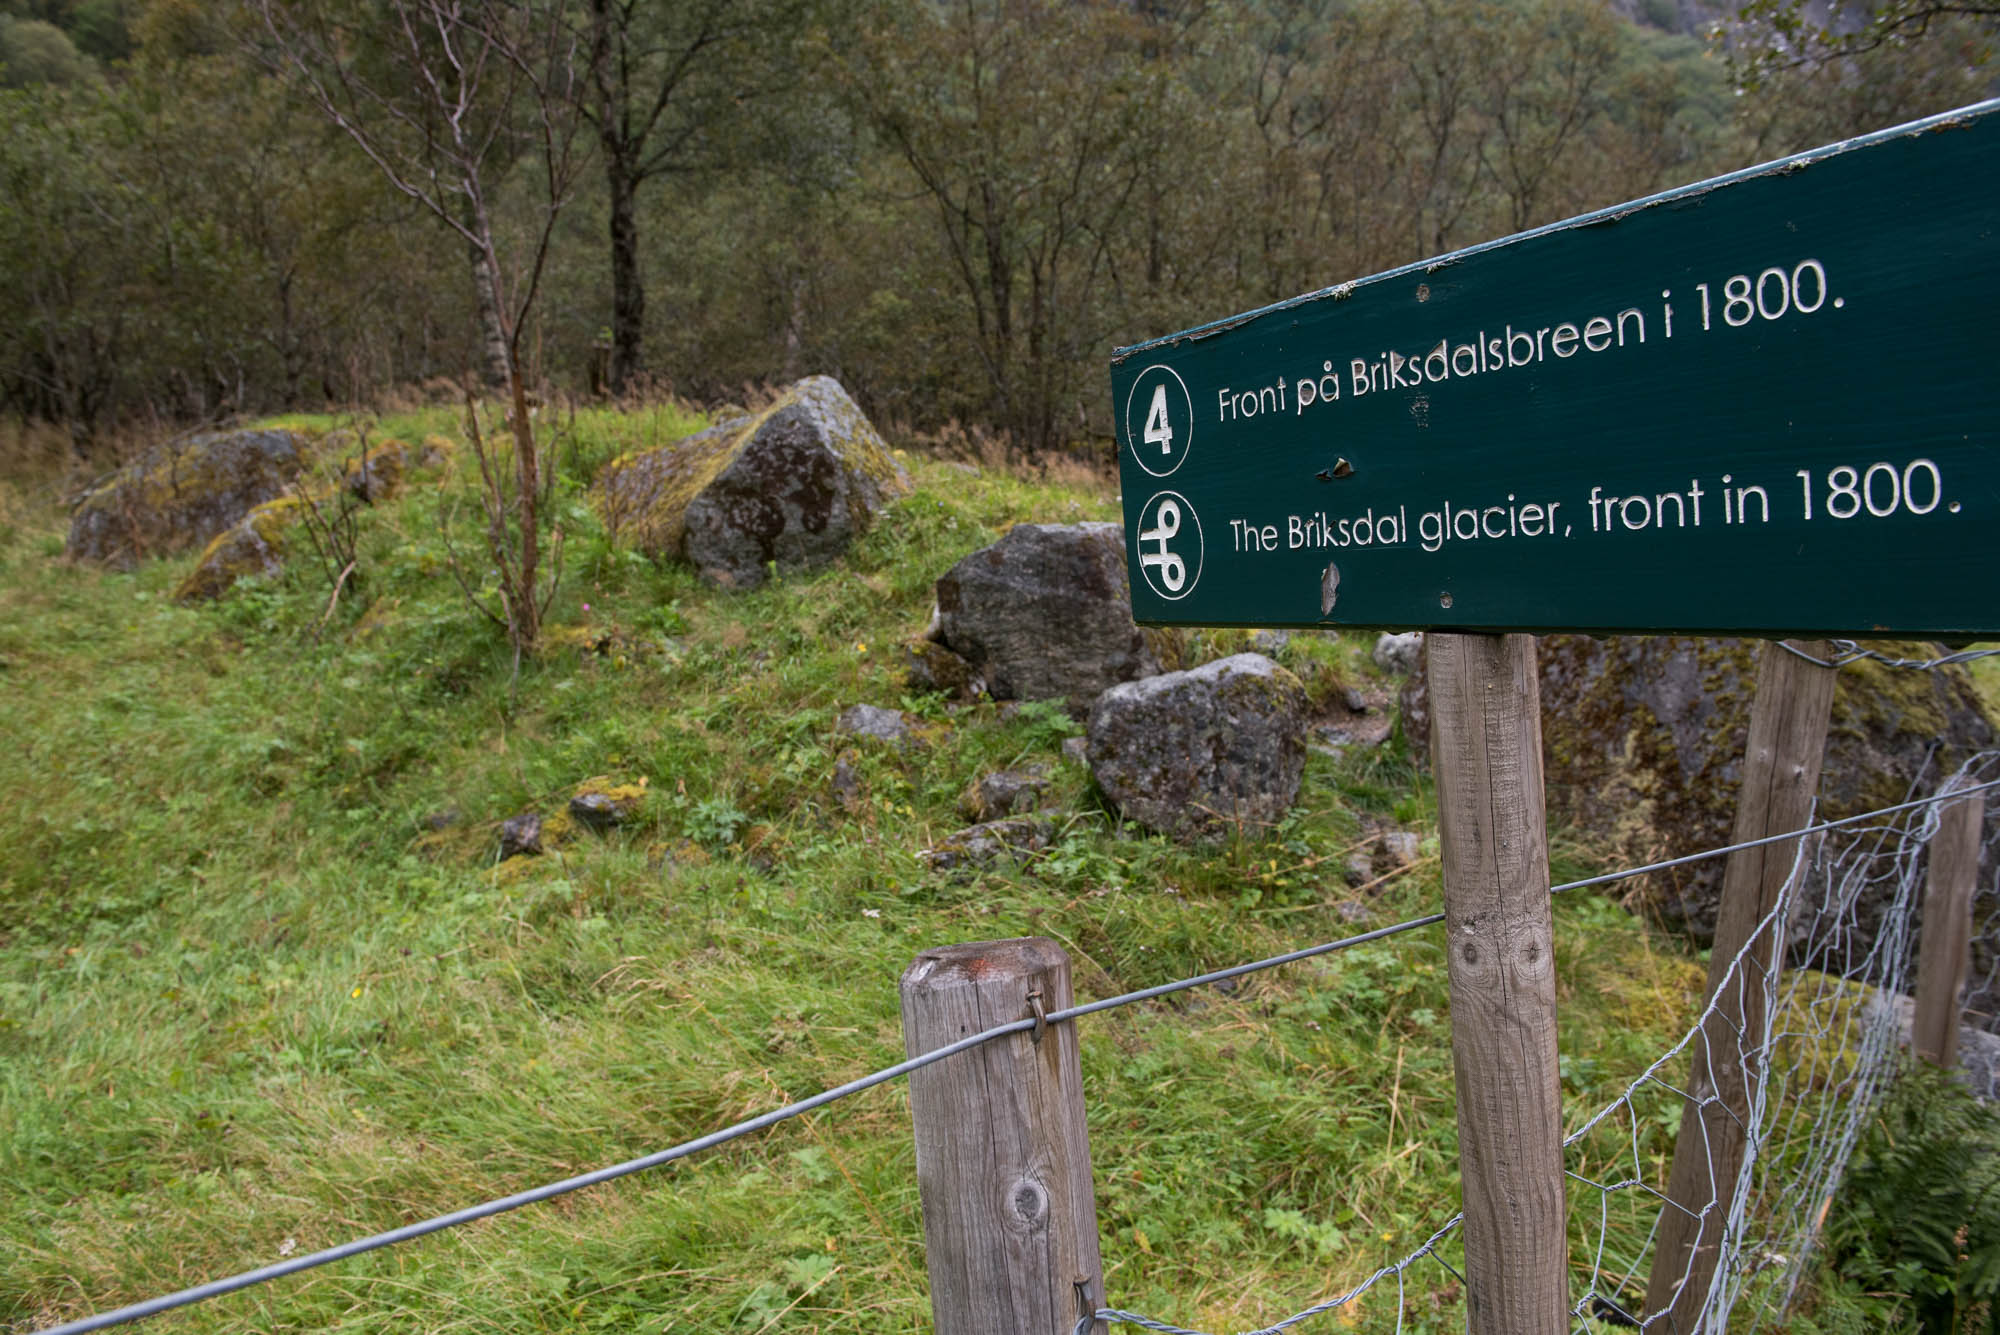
[0,406,1907,1332]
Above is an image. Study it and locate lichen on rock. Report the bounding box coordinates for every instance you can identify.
[172,496,302,602]
[1402,635,1999,953]
[592,377,908,588]
[67,427,312,569]
[1087,652,1308,842]
[929,521,1159,707]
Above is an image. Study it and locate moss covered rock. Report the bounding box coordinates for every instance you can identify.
[1087,652,1308,842]
[593,376,909,589]
[1402,636,1997,946]
[67,428,311,568]
[341,438,408,503]
[171,496,302,602]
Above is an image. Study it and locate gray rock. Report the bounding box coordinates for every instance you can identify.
[1344,853,1376,887]
[1250,629,1291,654]
[568,791,630,831]
[68,428,311,568]
[1379,831,1423,868]
[499,812,542,860]
[1316,684,1395,753]
[830,748,866,813]
[1373,632,1424,675]
[960,765,1052,823]
[835,703,914,748]
[171,498,295,602]
[1869,991,2000,1101]
[902,638,981,700]
[920,817,1055,872]
[1401,636,2000,1028]
[931,521,1158,705]
[1062,736,1090,766]
[1087,653,1309,842]
[594,376,909,589]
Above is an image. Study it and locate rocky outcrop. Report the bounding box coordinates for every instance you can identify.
[593,376,908,589]
[1401,637,1998,948]
[341,438,410,503]
[926,521,1158,707]
[1087,653,1308,841]
[67,428,311,568]
[172,496,301,602]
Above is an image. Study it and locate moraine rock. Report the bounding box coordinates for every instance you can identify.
[1373,631,1424,675]
[1400,636,2000,1025]
[593,376,908,589]
[67,428,312,568]
[921,816,1055,873]
[928,521,1158,707]
[499,812,544,860]
[836,703,917,749]
[172,496,301,602]
[1087,653,1308,842]
[959,764,1052,823]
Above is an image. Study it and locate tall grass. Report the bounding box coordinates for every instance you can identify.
[0,405,1882,1333]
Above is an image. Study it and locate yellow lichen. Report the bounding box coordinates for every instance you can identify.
[171,495,304,602]
[594,405,779,557]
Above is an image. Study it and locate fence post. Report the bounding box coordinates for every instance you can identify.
[1426,632,1568,1333]
[1645,639,1835,1330]
[1914,776,1986,1068]
[901,937,1105,1335]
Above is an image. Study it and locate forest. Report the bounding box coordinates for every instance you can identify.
[1,0,1994,463]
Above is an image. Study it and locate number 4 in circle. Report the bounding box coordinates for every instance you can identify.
[1144,382,1173,454]
[1126,364,1192,479]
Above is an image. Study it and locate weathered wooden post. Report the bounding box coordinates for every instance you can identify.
[1427,632,1568,1334]
[1914,776,1986,1068]
[1645,640,1835,1330]
[1102,95,2000,1335]
[901,937,1105,1335]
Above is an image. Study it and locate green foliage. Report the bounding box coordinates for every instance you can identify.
[0,13,94,86]
[1828,1062,2000,1333]
[0,0,1894,462]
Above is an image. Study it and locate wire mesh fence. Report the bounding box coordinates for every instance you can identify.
[1091,765,1998,1335]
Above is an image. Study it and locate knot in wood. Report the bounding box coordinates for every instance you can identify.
[1006,1176,1050,1232]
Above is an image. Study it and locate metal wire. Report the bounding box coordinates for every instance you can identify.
[28,915,1446,1335]
[33,779,2000,1335]
[1775,639,2000,671]
[1080,1219,1464,1335]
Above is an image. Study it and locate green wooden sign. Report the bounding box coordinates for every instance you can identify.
[1111,99,2000,636]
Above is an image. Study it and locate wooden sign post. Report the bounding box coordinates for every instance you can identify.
[1109,97,2000,1335]
[1914,777,1988,1067]
[1643,641,1836,1329]
[1427,633,1567,1333]
[1111,100,2000,637]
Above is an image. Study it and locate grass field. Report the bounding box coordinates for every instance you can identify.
[0,404,1898,1333]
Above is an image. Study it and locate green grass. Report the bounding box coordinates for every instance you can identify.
[0,405,1881,1333]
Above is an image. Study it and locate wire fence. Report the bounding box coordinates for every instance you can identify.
[32,775,2000,1335]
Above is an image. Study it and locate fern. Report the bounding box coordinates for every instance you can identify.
[1828,1060,2000,1333]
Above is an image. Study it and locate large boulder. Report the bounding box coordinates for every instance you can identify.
[1087,653,1308,841]
[929,521,1159,706]
[593,375,909,589]
[1400,637,2000,986]
[172,497,300,602]
[67,428,311,568]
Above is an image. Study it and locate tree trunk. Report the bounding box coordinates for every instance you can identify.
[468,224,512,388]
[606,155,645,395]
